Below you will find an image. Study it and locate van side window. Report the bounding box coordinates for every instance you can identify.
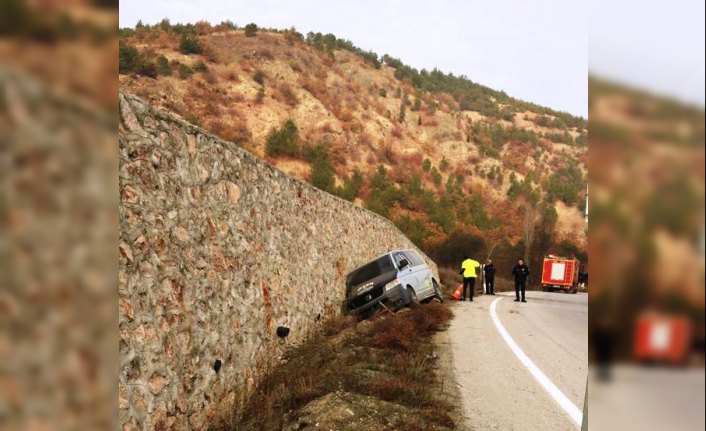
[393,252,409,268]
[407,250,425,266]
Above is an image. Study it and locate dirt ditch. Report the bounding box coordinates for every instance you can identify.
[213,303,464,431]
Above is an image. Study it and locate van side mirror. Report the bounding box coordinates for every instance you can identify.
[399,259,409,269]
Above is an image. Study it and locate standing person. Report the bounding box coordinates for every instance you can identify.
[458,255,481,301]
[483,259,496,295]
[512,258,530,302]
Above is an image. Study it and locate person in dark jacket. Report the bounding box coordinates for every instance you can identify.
[483,259,496,295]
[512,258,530,302]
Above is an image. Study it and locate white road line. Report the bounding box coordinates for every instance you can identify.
[489,297,583,428]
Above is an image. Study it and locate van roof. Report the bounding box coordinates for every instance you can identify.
[371,248,415,260]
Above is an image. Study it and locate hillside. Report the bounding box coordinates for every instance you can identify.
[118,20,588,270]
[589,76,705,318]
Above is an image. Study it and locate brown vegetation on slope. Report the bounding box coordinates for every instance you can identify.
[119,21,588,274]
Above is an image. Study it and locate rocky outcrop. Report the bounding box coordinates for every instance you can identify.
[118,93,438,430]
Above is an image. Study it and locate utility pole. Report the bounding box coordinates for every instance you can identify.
[584,184,588,223]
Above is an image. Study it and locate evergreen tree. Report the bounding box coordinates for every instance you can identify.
[265,120,300,157]
[244,23,258,37]
[155,55,172,76]
[422,158,432,172]
[310,154,335,192]
[179,35,202,54]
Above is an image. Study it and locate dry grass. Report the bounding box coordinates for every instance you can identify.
[213,303,456,431]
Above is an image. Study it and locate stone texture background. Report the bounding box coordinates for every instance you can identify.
[119,93,439,430]
[1,67,117,430]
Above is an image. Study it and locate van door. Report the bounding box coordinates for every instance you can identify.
[393,251,420,294]
[407,250,433,298]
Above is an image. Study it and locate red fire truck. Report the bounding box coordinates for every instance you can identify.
[541,255,580,293]
[633,312,691,364]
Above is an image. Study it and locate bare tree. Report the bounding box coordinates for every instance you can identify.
[522,201,537,263]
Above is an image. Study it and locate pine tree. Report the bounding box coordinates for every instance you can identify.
[244,23,258,37]
[398,101,406,123]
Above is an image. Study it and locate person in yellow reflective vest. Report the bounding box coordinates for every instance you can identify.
[458,255,481,301]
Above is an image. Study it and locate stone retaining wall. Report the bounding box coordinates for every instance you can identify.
[118,93,438,430]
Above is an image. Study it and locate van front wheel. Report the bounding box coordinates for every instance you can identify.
[406,287,420,307]
[432,279,444,303]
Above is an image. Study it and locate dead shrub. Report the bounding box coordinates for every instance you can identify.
[411,303,453,332]
[369,375,418,401]
[206,118,226,136]
[347,119,363,133]
[290,60,303,73]
[154,32,178,50]
[388,169,408,183]
[369,317,417,350]
[337,108,354,123]
[290,376,321,405]
[302,77,328,102]
[388,125,401,140]
[201,42,219,63]
[276,81,298,107]
[397,416,433,431]
[223,69,240,82]
[221,114,252,144]
[401,152,423,166]
[194,20,212,35]
[133,86,151,99]
[238,58,253,72]
[381,144,398,164]
[348,146,361,162]
[321,314,357,336]
[420,407,456,429]
[320,52,334,67]
[258,48,274,60]
[319,122,335,134]
[312,64,327,80]
[358,132,373,148]
[202,95,223,116]
[371,100,386,116]
[203,71,218,85]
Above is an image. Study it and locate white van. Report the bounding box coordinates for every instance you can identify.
[345,249,442,319]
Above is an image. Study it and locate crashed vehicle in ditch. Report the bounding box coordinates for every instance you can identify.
[344,249,443,319]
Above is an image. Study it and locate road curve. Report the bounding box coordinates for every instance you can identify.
[447,291,588,431]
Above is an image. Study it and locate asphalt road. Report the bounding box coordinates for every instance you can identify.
[588,365,705,431]
[447,291,588,431]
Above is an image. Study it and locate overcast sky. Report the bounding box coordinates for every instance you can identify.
[120,0,588,117]
[589,0,705,108]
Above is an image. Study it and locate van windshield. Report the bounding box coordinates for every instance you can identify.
[346,255,395,287]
